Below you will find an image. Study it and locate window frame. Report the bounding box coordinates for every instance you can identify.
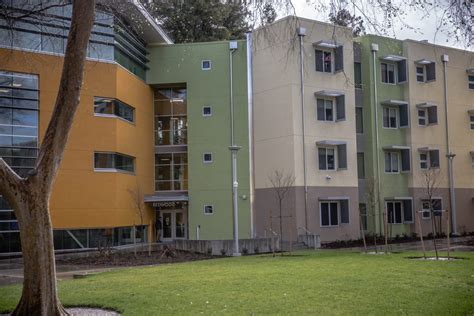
[382,107,399,129]
[386,201,403,224]
[470,115,474,130]
[418,108,427,126]
[355,107,364,134]
[315,49,334,73]
[468,75,474,90]
[419,152,428,170]
[93,97,135,124]
[93,151,135,174]
[202,106,212,117]
[201,60,212,71]
[421,198,442,220]
[384,151,400,174]
[318,147,336,171]
[203,152,213,164]
[204,205,214,215]
[416,66,426,83]
[319,201,340,227]
[381,62,397,85]
[317,98,334,122]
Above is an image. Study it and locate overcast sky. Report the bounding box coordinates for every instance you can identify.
[282,0,471,50]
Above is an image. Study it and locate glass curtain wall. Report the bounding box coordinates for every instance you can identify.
[0,70,39,253]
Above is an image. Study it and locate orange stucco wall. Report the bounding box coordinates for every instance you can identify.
[0,48,155,232]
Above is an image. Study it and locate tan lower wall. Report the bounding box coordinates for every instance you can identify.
[255,186,360,242]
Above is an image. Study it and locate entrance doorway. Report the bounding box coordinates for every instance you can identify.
[161,210,187,241]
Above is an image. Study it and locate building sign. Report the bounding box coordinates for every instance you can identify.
[152,201,188,208]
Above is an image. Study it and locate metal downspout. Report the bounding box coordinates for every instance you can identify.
[246,32,256,238]
[442,55,457,235]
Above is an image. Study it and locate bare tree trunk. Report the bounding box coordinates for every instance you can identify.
[383,212,388,253]
[12,197,66,316]
[446,210,450,260]
[359,214,367,254]
[373,233,378,254]
[431,215,439,260]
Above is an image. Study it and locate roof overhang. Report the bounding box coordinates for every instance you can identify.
[144,194,188,203]
[418,147,438,152]
[382,145,410,150]
[381,100,408,106]
[313,40,339,49]
[380,55,406,62]
[314,90,345,97]
[113,0,173,44]
[415,59,434,65]
[319,196,350,201]
[416,102,437,108]
[316,140,347,146]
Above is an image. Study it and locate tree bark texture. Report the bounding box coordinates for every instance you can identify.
[0,1,95,315]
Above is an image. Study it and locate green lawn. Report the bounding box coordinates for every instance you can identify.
[1,251,473,315]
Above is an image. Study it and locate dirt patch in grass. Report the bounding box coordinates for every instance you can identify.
[56,249,216,268]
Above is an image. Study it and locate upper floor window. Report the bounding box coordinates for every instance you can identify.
[94,152,135,173]
[380,55,407,84]
[357,152,365,179]
[94,97,134,123]
[419,149,440,169]
[381,63,396,84]
[318,147,335,170]
[203,152,213,163]
[202,60,211,70]
[154,87,187,146]
[204,205,214,215]
[415,60,436,83]
[317,99,333,121]
[317,141,347,171]
[202,106,212,117]
[470,115,474,130]
[416,104,438,126]
[355,107,364,133]
[383,107,398,128]
[354,62,362,89]
[315,92,345,122]
[314,41,344,73]
[468,75,474,90]
[155,153,188,191]
[384,151,399,173]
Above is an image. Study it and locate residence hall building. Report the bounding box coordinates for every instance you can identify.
[0,1,253,254]
[355,35,474,238]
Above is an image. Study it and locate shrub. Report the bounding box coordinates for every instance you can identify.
[207,247,212,255]
[254,246,259,254]
[220,248,227,256]
[242,248,248,255]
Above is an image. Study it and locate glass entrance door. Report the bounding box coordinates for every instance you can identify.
[160,210,187,241]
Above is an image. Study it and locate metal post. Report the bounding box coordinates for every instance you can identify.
[229,41,241,256]
[442,55,457,235]
[297,27,308,232]
[371,44,383,236]
[246,32,256,238]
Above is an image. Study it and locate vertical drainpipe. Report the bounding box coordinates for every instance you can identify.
[229,41,241,256]
[442,54,458,235]
[246,32,256,238]
[371,43,383,236]
[297,27,308,233]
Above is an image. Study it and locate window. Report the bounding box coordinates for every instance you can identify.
[384,151,399,173]
[471,155,474,169]
[315,50,332,73]
[320,201,339,226]
[360,203,368,230]
[202,60,211,70]
[418,109,427,126]
[387,201,403,224]
[470,115,474,130]
[357,152,365,179]
[155,87,187,146]
[468,75,474,90]
[421,199,442,219]
[354,62,362,89]
[202,106,212,117]
[419,150,439,169]
[355,107,363,133]
[383,107,398,128]
[94,97,134,123]
[155,153,188,191]
[381,63,396,84]
[204,205,214,215]
[94,152,135,173]
[317,99,333,121]
[318,147,335,170]
[416,66,425,82]
[203,152,213,163]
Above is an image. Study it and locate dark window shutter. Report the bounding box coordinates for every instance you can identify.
[336,95,345,121]
[318,148,326,170]
[429,150,440,168]
[397,59,407,83]
[401,148,410,172]
[427,106,438,124]
[317,99,325,121]
[337,144,347,170]
[399,103,409,127]
[315,50,323,72]
[335,45,344,72]
[321,202,329,226]
[340,199,349,224]
[426,62,436,82]
[403,199,413,223]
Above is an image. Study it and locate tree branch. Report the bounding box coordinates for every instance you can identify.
[0,158,23,205]
[34,0,96,195]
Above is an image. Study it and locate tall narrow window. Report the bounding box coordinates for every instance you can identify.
[354,62,362,89]
[317,99,334,121]
[357,152,365,179]
[418,109,427,126]
[155,87,187,146]
[384,151,399,173]
[416,66,425,82]
[383,107,398,128]
[381,63,396,84]
[470,115,474,130]
[315,49,333,73]
[155,153,188,191]
[468,75,474,90]
[387,201,403,224]
[355,107,363,133]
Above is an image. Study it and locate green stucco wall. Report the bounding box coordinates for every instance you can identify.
[147,41,251,240]
[356,35,411,236]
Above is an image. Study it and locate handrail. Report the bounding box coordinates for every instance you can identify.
[298,226,312,235]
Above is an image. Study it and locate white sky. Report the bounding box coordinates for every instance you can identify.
[281,0,471,50]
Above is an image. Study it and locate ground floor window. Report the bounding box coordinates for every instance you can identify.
[359,203,367,230]
[387,201,402,223]
[421,199,442,219]
[320,201,338,227]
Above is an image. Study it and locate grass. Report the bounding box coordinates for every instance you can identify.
[1,250,473,315]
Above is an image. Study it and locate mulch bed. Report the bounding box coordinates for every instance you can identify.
[56,248,215,268]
